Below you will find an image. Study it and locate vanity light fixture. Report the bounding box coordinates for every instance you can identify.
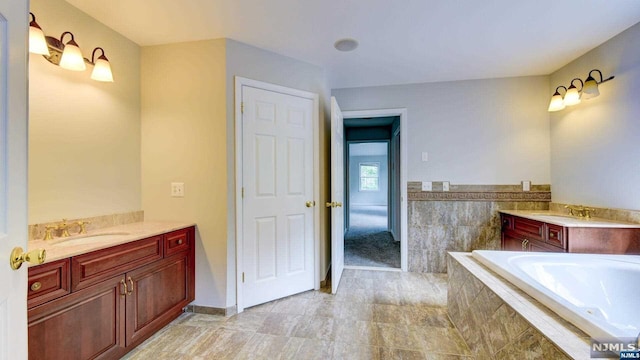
[30,11,114,82]
[563,78,583,106]
[57,32,86,71]
[89,47,114,82]
[547,86,567,112]
[582,69,614,100]
[547,69,614,112]
[29,12,50,56]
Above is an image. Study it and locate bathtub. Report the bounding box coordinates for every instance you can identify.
[472,250,640,341]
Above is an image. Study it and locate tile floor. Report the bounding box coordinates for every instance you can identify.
[123,269,472,359]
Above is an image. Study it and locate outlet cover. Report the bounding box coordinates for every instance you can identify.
[171,182,185,197]
[443,181,450,191]
[522,180,531,192]
[421,181,432,191]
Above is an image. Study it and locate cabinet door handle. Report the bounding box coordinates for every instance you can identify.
[120,279,127,297]
[127,277,134,296]
[521,239,529,251]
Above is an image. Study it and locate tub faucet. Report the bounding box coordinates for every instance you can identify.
[564,205,596,218]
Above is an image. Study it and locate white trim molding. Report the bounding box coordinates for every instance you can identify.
[342,108,409,272]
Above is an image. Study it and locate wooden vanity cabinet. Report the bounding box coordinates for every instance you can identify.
[501,214,640,254]
[27,226,195,360]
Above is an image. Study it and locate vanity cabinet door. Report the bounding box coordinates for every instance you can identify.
[124,253,191,347]
[28,275,126,360]
[502,233,525,251]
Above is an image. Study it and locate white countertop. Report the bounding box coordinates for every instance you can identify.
[499,210,640,228]
[28,221,196,265]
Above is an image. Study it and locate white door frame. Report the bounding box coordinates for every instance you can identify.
[234,77,320,313]
[342,108,408,271]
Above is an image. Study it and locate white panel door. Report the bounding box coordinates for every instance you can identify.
[329,97,344,294]
[242,85,315,308]
[0,2,29,359]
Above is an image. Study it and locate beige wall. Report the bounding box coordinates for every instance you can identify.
[550,21,640,210]
[332,76,551,186]
[29,0,141,224]
[141,40,228,307]
[225,40,331,306]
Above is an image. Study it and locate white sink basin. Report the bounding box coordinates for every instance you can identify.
[51,232,131,246]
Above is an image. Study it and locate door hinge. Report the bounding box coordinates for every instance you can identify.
[241,102,244,114]
[242,272,245,283]
[242,187,244,198]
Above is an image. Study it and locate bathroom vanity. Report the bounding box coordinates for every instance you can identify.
[500,210,640,253]
[26,222,195,360]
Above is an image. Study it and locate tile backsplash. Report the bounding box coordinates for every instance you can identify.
[549,202,640,224]
[408,183,551,273]
[28,210,144,241]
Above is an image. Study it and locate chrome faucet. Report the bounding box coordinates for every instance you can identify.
[564,205,596,219]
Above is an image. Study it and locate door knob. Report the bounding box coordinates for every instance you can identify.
[305,201,316,208]
[10,247,46,270]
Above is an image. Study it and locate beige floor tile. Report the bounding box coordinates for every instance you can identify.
[123,268,472,360]
[340,302,375,322]
[375,323,424,350]
[373,304,410,324]
[414,326,472,356]
[222,311,268,331]
[292,338,334,360]
[256,313,302,336]
[378,347,426,360]
[292,315,339,341]
[331,341,381,360]
[188,328,254,359]
[234,333,296,360]
[305,299,343,318]
[334,319,379,346]
[270,296,310,315]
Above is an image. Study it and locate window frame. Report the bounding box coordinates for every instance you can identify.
[359,162,380,192]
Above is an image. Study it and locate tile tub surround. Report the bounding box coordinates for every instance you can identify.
[28,210,144,241]
[123,269,472,359]
[408,201,549,273]
[550,202,640,224]
[447,252,594,360]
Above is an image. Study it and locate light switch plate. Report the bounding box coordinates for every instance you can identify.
[422,181,432,191]
[171,182,185,197]
[443,181,450,191]
[421,152,428,162]
[522,180,531,192]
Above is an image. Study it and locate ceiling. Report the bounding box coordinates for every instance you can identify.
[65,0,640,89]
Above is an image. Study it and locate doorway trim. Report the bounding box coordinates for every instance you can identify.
[342,108,408,271]
[234,77,320,313]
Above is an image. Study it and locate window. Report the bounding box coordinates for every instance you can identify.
[359,162,380,191]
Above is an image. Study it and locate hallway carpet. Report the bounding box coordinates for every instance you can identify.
[345,205,400,268]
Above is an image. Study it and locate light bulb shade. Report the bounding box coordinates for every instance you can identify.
[582,78,599,100]
[59,40,86,71]
[91,57,114,82]
[563,87,581,106]
[548,93,565,112]
[29,25,50,55]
